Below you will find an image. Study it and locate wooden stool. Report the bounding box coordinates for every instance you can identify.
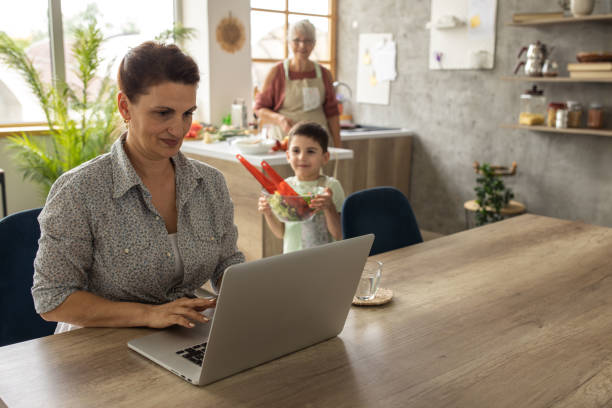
[463,199,526,229]
[0,168,6,218]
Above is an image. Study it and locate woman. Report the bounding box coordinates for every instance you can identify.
[254,19,341,148]
[32,41,244,332]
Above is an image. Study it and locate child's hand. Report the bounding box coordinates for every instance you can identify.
[309,188,335,212]
[258,195,272,215]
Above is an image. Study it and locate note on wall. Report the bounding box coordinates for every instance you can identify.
[428,0,497,70]
[356,33,395,105]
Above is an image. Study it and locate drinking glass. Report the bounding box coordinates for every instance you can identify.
[355,260,383,301]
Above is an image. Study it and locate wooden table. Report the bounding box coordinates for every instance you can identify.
[2,214,612,407]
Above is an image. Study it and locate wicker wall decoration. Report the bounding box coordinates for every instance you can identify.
[216,12,246,54]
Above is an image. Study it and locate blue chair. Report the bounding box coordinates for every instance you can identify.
[0,208,56,346]
[342,187,423,255]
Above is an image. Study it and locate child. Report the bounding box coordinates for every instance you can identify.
[258,121,345,253]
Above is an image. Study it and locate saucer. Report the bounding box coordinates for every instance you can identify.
[352,288,393,306]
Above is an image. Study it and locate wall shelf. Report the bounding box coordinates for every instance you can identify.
[501,76,612,83]
[502,124,612,138]
[509,13,612,26]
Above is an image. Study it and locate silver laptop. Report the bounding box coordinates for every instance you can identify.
[128,234,374,385]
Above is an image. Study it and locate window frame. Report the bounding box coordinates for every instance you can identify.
[250,0,337,79]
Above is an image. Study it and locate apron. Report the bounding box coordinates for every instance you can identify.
[300,176,332,249]
[271,59,333,146]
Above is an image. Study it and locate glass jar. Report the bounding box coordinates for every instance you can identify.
[547,102,566,127]
[556,108,568,128]
[566,101,583,128]
[519,85,546,126]
[587,103,603,129]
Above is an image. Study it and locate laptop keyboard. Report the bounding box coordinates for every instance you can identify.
[176,342,207,366]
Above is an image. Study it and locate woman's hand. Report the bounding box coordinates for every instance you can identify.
[258,195,272,215]
[278,115,294,133]
[309,188,335,213]
[146,297,217,329]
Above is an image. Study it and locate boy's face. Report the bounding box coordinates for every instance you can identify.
[286,135,330,181]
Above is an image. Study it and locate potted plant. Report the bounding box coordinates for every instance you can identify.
[0,19,194,198]
[473,162,515,226]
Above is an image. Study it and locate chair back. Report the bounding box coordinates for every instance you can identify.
[342,187,423,255]
[0,208,56,346]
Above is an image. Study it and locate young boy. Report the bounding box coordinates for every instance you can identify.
[258,121,345,253]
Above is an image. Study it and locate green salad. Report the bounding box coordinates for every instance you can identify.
[267,191,318,222]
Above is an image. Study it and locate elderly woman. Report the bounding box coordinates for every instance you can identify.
[254,19,341,147]
[32,42,244,333]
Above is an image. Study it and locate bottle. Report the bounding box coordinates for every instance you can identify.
[231,98,247,129]
[587,103,603,129]
[555,108,568,128]
[566,101,583,128]
[547,102,565,127]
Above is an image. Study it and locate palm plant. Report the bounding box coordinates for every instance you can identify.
[0,20,195,197]
[0,22,119,197]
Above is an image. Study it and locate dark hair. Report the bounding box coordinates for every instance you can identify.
[117,41,200,102]
[288,121,329,153]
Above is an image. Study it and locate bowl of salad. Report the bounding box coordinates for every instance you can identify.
[263,187,326,222]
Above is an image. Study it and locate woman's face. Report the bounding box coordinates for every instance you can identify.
[118,81,197,161]
[290,31,315,61]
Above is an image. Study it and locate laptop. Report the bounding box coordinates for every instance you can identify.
[128,234,374,385]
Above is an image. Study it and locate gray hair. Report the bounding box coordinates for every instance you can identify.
[289,19,316,42]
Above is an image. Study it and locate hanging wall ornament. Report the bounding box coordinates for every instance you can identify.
[216,12,246,53]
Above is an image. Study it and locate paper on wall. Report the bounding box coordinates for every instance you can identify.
[356,33,393,105]
[372,40,397,82]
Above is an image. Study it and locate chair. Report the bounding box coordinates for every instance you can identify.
[0,168,7,217]
[342,187,423,256]
[0,208,56,346]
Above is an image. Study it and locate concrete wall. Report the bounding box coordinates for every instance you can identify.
[337,0,612,234]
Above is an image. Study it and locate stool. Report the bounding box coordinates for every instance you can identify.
[0,168,6,218]
[464,199,526,229]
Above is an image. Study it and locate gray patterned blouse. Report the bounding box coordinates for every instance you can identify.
[32,134,244,314]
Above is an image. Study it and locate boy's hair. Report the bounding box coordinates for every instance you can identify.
[288,121,329,153]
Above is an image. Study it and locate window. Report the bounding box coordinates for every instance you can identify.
[0,0,51,124]
[250,0,337,91]
[0,0,174,126]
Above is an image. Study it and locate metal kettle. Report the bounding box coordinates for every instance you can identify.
[514,41,549,76]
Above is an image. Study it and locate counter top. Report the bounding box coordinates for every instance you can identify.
[181,140,353,167]
[340,127,415,141]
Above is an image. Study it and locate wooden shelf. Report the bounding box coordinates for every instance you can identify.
[509,13,612,26]
[501,76,612,83]
[502,124,612,137]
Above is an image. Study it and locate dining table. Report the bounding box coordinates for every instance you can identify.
[1,214,612,407]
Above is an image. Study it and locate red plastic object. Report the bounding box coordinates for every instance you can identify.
[261,161,301,197]
[236,154,275,193]
[260,161,310,216]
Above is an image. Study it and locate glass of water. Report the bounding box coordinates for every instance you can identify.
[355,260,383,300]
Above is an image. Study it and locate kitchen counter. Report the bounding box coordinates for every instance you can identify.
[340,127,415,141]
[181,139,354,166]
[182,128,414,260]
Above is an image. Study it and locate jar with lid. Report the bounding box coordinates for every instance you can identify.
[587,103,603,129]
[547,102,566,127]
[566,101,583,128]
[519,85,546,126]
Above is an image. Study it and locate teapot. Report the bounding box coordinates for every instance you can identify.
[514,41,549,77]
